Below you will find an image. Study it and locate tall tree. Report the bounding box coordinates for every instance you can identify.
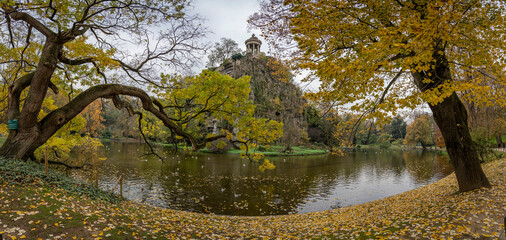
[0,0,282,168]
[206,38,242,68]
[465,100,506,147]
[250,0,506,191]
[384,116,407,140]
[80,100,105,137]
[0,0,204,160]
[405,115,433,149]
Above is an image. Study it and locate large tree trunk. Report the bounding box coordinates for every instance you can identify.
[0,38,62,160]
[412,50,491,192]
[0,130,41,160]
[0,84,222,160]
[427,93,491,191]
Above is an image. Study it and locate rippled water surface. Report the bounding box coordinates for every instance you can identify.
[70,142,453,216]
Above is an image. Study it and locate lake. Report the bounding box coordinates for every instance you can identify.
[69,141,453,216]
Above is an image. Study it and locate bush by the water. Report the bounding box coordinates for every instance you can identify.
[256,145,268,151]
[0,158,122,203]
[206,138,232,153]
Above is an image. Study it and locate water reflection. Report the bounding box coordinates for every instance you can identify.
[70,142,453,216]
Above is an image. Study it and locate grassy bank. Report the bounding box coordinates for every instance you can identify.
[97,139,327,156]
[1,157,505,239]
[357,143,449,152]
[200,145,328,156]
[357,143,405,150]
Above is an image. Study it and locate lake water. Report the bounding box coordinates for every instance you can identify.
[70,141,453,216]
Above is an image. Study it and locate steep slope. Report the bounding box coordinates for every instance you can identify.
[217,54,308,145]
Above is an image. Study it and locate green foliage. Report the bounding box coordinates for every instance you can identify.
[471,127,490,146]
[256,145,268,151]
[159,71,283,169]
[466,102,506,148]
[384,117,407,140]
[0,158,121,203]
[205,138,231,153]
[100,99,138,139]
[159,71,255,126]
[231,53,244,61]
[304,106,322,128]
[377,133,392,149]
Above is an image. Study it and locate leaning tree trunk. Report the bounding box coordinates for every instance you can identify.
[0,38,63,160]
[0,8,221,161]
[427,92,491,191]
[0,129,42,160]
[0,83,217,160]
[412,50,491,192]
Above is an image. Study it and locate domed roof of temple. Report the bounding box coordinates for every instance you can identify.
[245,34,262,45]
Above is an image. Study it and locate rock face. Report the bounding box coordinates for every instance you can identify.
[216,53,308,146]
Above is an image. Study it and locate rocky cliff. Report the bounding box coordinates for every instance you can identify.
[216,53,308,145]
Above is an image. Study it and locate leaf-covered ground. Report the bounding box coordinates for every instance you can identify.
[1,158,505,239]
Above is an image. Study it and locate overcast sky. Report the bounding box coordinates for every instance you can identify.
[192,0,263,52]
[191,0,319,92]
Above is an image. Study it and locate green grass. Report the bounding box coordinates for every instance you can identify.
[489,135,506,145]
[357,144,404,150]
[357,143,441,151]
[200,145,328,156]
[0,136,5,145]
[153,142,187,147]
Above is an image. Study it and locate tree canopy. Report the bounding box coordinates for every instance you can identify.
[250,0,506,191]
[251,0,505,112]
[404,114,433,148]
[386,117,407,140]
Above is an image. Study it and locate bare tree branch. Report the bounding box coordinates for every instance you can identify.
[350,70,404,140]
[136,112,165,161]
[8,10,56,39]
[58,54,94,66]
[37,84,225,151]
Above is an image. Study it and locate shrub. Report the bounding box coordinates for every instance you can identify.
[206,138,232,153]
[378,133,392,149]
[256,145,267,152]
[0,158,122,203]
[231,53,243,60]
